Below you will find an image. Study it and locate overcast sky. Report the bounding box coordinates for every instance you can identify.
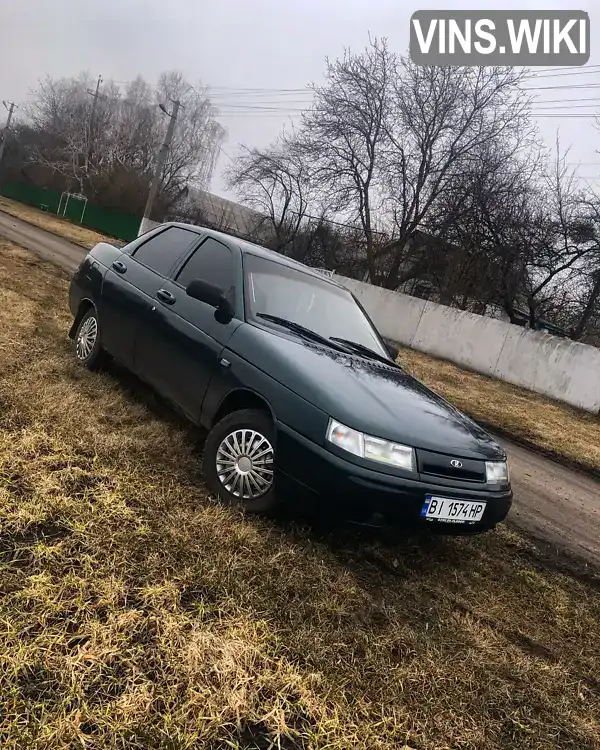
[1,0,598,199]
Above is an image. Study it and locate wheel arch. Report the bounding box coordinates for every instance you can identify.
[210,388,275,428]
[69,298,97,339]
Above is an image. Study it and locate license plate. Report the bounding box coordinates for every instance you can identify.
[421,495,486,523]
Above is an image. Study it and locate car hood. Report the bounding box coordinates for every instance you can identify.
[230,324,505,461]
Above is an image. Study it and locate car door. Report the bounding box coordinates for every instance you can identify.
[99,226,200,370]
[133,236,243,421]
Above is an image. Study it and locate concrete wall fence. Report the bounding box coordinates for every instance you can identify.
[339,276,600,414]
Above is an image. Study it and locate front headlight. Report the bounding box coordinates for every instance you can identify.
[326,420,363,457]
[326,419,415,472]
[485,460,509,484]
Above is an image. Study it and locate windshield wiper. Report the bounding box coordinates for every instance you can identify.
[256,313,351,354]
[329,337,399,367]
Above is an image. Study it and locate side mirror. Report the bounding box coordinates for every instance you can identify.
[186,279,234,320]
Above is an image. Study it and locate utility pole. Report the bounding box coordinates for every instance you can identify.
[86,75,102,173]
[139,99,180,236]
[0,100,17,175]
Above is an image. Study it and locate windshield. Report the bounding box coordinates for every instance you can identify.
[243,253,388,358]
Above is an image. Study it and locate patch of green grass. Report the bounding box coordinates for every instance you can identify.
[1,240,599,749]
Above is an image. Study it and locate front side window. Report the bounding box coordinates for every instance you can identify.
[243,253,387,357]
[175,238,234,291]
[132,227,198,276]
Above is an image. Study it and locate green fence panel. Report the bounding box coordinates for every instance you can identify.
[81,203,140,242]
[1,181,142,242]
[0,182,62,213]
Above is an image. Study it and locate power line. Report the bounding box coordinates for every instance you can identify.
[527,66,600,79]
[522,82,600,91]
[205,90,600,118]
[208,86,309,92]
[210,90,311,97]
[528,64,600,74]
[214,94,598,105]
[208,69,600,90]
[532,96,600,104]
[218,145,234,162]
[530,103,600,110]
[209,83,600,112]
[210,100,312,106]
[217,113,303,118]
[218,102,599,112]
[214,107,597,117]
[214,104,307,111]
[211,109,599,118]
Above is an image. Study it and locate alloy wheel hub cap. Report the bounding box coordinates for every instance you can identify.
[216,429,274,500]
[76,316,98,360]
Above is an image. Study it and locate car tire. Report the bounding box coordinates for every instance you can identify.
[73,307,105,369]
[203,409,277,513]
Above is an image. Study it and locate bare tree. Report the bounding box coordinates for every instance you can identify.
[429,135,600,333]
[300,38,393,282]
[22,71,225,217]
[294,41,532,288]
[560,194,600,341]
[571,271,600,342]
[154,72,225,215]
[226,39,599,336]
[520,142,596,330]
[26,73,104,195]
[225,135,317,252]
[426,139,543,316]
[380,62,532,289]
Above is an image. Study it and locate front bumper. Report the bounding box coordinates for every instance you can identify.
[276,423,512,533]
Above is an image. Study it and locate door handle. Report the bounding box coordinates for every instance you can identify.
[156,288,176,305]
[112,260,127,274]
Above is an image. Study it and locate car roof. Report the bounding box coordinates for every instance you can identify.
[163,222,346,290]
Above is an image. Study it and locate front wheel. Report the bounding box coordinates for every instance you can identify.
[203,409,277,513]
[73,307,105,369]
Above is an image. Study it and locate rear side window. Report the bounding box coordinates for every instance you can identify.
[175,238,234,291]
[132,227,198,276]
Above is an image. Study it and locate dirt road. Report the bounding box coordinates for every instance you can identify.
[500,439,600,568]
[0,211,86,273]
[2,208,600,568]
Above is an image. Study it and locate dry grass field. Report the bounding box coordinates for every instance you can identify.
[0,238,599,749]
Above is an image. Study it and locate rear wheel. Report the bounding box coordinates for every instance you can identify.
[73,307,105,369]
[203,409,277,512]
